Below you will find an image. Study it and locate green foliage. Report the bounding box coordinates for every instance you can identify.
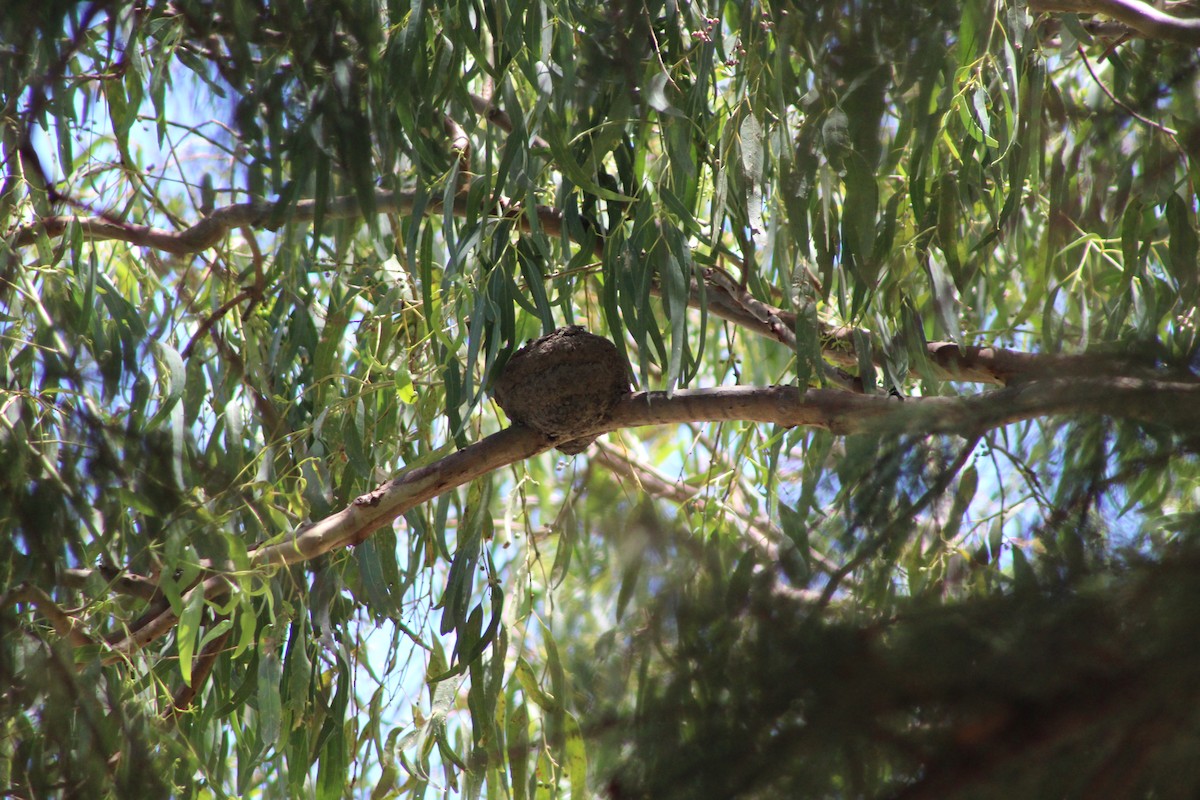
[596,538,1200,799]
[2,0,1200,797]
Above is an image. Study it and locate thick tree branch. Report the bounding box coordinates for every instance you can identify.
[1030,0,1200,44]
[103,376,1200,654]
[254,425,549,567]
[106,574,231,660]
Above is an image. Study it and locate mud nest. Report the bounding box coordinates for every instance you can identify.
[493,326,631,454]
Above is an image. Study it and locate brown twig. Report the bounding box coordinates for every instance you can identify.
[61,566,161,602]
[814,434,983,610]
[592,440,838,579]
[182,285,260,358]
[468,91,551,149]
[443,114,472,188]
[5,584,96,648]
[1076,45,1180,137]
[8,190,567,255]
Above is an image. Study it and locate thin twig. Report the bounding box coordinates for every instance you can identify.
[1076,45,1180,137]
[814,434,983,610]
